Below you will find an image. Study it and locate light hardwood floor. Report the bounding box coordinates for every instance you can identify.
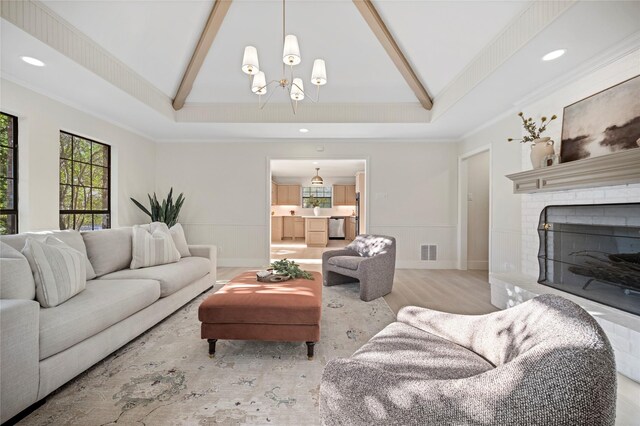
[216,262,639,424]
[270,239,349,264]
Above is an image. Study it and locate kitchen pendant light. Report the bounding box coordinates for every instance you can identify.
[311,168,324,185]
[240,0,328,114]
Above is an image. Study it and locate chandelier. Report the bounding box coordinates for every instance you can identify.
[240,0,328,114]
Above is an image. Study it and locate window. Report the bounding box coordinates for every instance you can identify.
[59,131,110,231]
[0,112,18,234]
[302,186,332,208]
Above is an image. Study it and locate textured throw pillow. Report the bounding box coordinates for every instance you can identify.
[0,241,36,300]
[22,237,87,308]
[170,223,191,257]
[131,222,181,270]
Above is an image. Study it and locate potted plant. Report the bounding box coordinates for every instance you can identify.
[308,195,321,216]
[130,188,185,227]
[508,112,557,169]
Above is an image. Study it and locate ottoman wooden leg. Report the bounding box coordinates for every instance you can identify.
[208,339,218,358]
[306,342,316,360]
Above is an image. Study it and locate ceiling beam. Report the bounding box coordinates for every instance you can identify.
[172,0,233,110]
[352,0,433,110]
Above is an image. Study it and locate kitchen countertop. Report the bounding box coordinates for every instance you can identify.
[302,216,332,219]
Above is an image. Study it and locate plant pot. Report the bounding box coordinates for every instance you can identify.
[313,207,320,216]
[530,137,555,169]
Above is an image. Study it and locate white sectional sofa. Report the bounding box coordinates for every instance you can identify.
[0,228,216,423]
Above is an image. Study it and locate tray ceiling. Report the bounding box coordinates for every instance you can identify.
[1,0,639,140]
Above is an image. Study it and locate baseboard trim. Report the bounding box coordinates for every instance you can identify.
[468,260,489,270]
[395,260,457,269]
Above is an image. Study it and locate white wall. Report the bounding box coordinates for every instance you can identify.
[0,79,157,231]
[156,141,459,267]
[466,150,490,270]
[271,175,358,217]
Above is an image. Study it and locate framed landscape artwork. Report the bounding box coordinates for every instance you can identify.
[560,75,640,163]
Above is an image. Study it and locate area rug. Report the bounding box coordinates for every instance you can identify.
[20,282,395,425]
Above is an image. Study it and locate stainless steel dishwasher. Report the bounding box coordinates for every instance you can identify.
[329,217,345,239]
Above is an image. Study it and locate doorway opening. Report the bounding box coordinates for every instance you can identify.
[458,148,491,271]
[269,159,366,264]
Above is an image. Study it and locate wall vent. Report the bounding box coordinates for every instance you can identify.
[421,244,437,261]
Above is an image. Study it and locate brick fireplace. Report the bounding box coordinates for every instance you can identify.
[490,182,640,382]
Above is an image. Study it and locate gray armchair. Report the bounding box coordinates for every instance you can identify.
[320,294,617,425]
[322,235,396,302]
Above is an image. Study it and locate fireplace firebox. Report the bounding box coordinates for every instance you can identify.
[538,203,640,316]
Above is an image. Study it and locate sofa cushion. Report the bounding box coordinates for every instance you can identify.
[39,279,160,360]
[82,228,132,277]
[22,237,87,308]
[1,230,96,280]
[0,241,36,300]
[170,223,191,257]
[351,322,494,380]
[99,256,210,297]
[130,222,181,269]
[327,255,367,271]
[347,234,394,257]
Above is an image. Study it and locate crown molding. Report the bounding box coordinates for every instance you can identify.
[155,137,458,144]
[1,0,175,120]
[176,102,431,123]
[431,0,577,121]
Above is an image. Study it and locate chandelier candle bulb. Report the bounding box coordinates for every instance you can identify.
[283,35,301,65]
[291,78,304,100]
[242,46,260,75]
[311,59,327,85]
[251,71,267,95]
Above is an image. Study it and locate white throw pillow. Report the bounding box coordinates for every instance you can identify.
[22,236,87,308]
[170,223,191,257]
[131,222,181,270]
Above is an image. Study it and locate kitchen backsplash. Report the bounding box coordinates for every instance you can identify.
[271,205,356,217]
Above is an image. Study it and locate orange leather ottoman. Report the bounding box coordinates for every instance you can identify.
[198,271,322,359]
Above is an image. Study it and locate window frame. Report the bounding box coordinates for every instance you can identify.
[0,112,19,235]
[59,130,111,231]
[302,186,332,208]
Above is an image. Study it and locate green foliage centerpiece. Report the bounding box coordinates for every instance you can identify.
[270,259,314,280]
[507,112,557,143]
[308,196,321,208]
[131,187,185,227]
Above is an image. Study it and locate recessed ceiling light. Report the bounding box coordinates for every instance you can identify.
[542,49,566,61]
[312,161,319,165]
[21,56,45,67]
[299,128,309,133]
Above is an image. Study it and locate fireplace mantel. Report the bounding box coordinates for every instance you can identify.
[506,148,640,194]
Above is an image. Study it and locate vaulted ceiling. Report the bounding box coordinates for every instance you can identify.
[1,0,639,141]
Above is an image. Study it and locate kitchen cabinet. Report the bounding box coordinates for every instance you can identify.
[271,182,278,206]
[282,216,305,239]
[271,216,283,241]
[283,216,295,239]
[294,217,305,238]
[276,185,301,206]
[333,184,356,206]
[305,217,328,247]
[345,216,356,240]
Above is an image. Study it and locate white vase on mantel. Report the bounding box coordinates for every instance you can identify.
[313,207,320,216]
[530,137,555,169]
